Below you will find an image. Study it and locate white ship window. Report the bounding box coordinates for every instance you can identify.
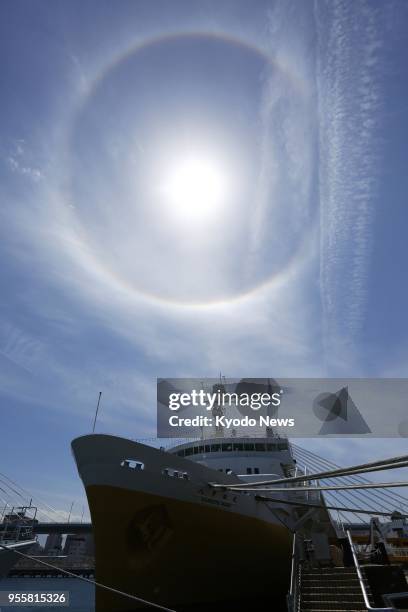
[246,467,252,474]
[221,443,233,451]
[254,468,260,474]
[120,459,144,470]
[255,443,266,451]
[233,443,244,451]
[244,443,255,451]
[211,444,221,452]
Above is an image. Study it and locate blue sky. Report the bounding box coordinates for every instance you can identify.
[1,0,408,520]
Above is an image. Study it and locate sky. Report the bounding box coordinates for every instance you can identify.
[1,0,408,521]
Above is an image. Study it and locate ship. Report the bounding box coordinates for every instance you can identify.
[71,429,337,611]
[0,506,38,578]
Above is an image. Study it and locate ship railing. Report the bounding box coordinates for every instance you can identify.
[276,477,322,504]
[385,546,408,556]
[352,543,408,558]
[0,524,35,544]
[287,532,303,612]
[234,475,321,496]
[134,432,290,450]
[346,530,395,612]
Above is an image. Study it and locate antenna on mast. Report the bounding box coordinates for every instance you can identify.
[92,392,102,433]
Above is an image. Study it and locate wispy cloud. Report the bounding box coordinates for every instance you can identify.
[246,2,317,284]
[0,322,46,374]
[6,139,45,182]
[315,0,386,358]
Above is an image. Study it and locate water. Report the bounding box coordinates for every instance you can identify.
[0,578,94,612]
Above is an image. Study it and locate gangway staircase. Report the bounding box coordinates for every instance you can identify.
[299,566,373,612]
[288,529,408,612]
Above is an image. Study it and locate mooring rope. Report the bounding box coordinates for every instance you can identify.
[0,542,176,612]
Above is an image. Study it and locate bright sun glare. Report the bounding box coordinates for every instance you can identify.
[160,157,228,223]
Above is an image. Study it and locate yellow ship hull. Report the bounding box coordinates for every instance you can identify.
[86,484,292,611]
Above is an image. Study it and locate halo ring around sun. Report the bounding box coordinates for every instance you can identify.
[64,30,314,309]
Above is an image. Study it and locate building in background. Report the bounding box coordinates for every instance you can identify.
[63,534,94,562]
[44,533,62,555]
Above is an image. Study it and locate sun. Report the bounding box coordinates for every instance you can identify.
[160,156,229,224]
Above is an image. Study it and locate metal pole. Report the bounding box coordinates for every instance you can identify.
[67,502,74,524]
[215,455,408,489]
[231,481,408,492]
[92,392,102,433]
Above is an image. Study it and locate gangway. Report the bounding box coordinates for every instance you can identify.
[210,450,408,611]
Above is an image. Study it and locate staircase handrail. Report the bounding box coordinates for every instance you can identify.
[287,532,302,612]
[346,530,395,611]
